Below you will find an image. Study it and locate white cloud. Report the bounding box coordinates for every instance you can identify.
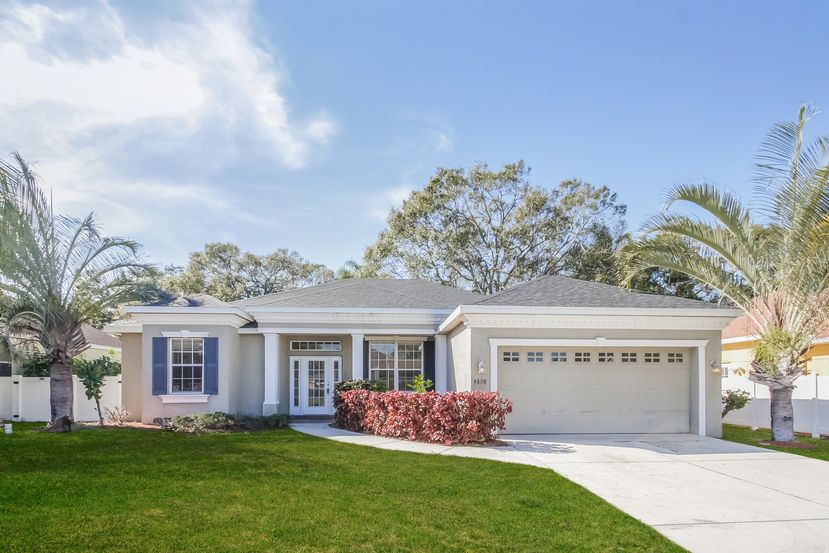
[368,184,414,222]
[0,0,337,259]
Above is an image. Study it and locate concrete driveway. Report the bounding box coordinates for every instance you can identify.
[502,433,829,553]
[292,424,829,553]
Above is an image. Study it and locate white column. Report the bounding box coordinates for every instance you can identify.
[435,335,447,393]
[697,345,707,436]
[489,340,498,392]
[263,332,280,415]
[351,334,364,380]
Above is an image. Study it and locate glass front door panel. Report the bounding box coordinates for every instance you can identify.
[307,360,326,408]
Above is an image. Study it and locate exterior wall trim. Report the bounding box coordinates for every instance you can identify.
[439,305,741,333]
[239,327,437,335]
[161,330,210,338]
[159,394,209,404]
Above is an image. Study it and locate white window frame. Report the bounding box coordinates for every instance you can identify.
[667,352,684,363]
[551,352,567,363]
[621,352,637,363]
[168,337,205,395]
[574,352,591,363]
[369,339,425,392]
[290,340,342,352]
[645,352,661,363]
[598,352,614,363]
[502,351,519,362]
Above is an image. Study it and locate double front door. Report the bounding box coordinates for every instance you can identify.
[289,356,342,416]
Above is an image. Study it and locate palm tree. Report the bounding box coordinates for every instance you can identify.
[622,106,829,442]
[0,154,150,430]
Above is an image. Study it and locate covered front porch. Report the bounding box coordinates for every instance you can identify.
[239,328,448,416]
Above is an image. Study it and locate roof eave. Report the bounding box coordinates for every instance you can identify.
[437,305,743,334]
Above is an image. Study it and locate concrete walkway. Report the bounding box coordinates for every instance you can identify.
[291,423,829,553]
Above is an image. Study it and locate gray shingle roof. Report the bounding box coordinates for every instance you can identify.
[81,324,121,349]
[147,294,232,308]
[233,279,483,309]
[475,275,724,309]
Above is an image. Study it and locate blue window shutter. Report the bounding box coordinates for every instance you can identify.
[423,340,435,390]
[203,337,219,395]
[152,337,167,395]
[363,341,369,379]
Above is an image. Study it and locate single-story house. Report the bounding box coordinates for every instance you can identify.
[106,276,740,436]
[722,315,829,376]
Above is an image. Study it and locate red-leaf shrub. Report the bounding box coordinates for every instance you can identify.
[334,390,512,445]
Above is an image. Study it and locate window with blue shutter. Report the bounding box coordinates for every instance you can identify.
[203,337,219,395]
[152,337,167,395]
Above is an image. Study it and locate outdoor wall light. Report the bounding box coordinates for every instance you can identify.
[477,358,486,374]
[710,360,722,375]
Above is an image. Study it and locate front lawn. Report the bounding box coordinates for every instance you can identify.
[723,424,829,461]
[0,424,682,552]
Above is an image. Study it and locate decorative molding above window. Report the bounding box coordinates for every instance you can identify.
[162,330,210,338]
[290,340,342,352]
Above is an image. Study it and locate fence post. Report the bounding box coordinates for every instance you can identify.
[12,375,21,421]
[751,381,758,431]
[813,373,820,439]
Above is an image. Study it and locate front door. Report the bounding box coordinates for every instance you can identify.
[291,356,341,415]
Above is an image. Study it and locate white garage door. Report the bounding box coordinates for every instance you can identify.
[499,347,690,434]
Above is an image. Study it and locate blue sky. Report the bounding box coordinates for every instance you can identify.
[2,0,827,270]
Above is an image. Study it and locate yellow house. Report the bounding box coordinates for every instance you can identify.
[722,315,829,376]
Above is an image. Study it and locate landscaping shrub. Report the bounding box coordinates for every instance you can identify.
[333,379,386,411]
[335,390,512,445]
[722,389,752,418]
[163,412,289,433]
[169,412,235,433]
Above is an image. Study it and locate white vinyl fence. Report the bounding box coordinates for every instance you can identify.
[0,375,121,422]
[722,373,828,438]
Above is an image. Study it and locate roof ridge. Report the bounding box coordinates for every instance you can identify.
[363,279,479,305]
[232,279,368,306]
[474,274,556,304]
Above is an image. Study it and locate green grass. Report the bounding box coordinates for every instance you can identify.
[723,423,829,461]
[0,423,682,553]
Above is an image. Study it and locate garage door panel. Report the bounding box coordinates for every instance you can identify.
[504,389,689,413]
[508,412,689,434]
[499,346,691,434]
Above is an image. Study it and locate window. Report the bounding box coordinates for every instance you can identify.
[574,352,590,363]
[333,359,341,383]
[644,352,660,363]
[598,352,614,363]
[369,341,423,391]
[503,351,519,362]
[170,338,203,393]
[290,340,341,352]
[667,352,684,363]
[621,352,637,363]
[551,352,567,363]
[292,359,300,407]
[0,361,10,377]
[527,351,544,362]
